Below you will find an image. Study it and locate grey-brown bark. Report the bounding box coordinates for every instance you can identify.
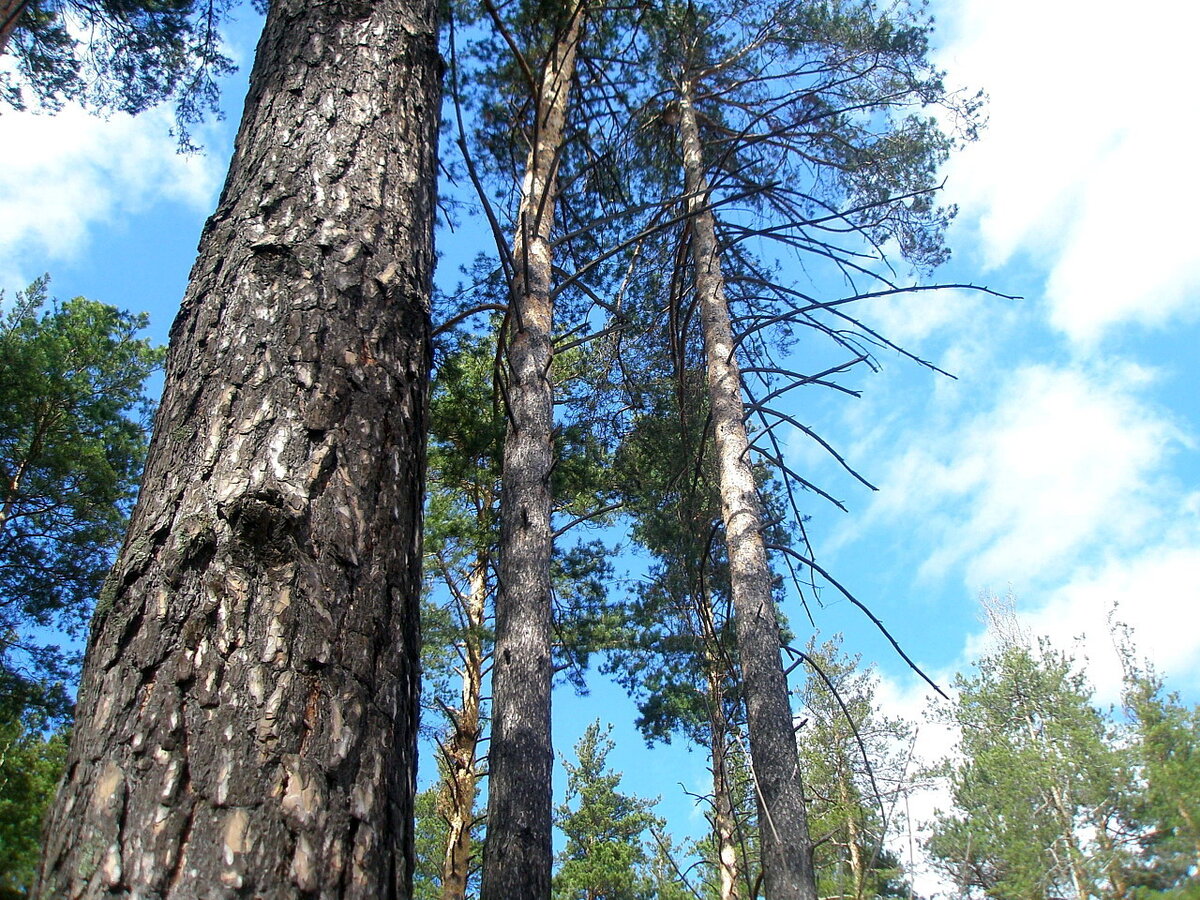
[437,555,487,900]
[707,667,742,900]
[481,5,584,898]
[678,82,818,900]
[33,0,440,895]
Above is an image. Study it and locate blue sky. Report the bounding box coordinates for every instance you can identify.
[2,0,1198,891]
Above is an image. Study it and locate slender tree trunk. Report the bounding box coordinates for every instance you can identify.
[481,5,583,898]
[0,464,22,533]
[1177,803,1200,865]
[438,554,488,900]
[696,581,742,900]
[677,81,818,900]
[1095,821,1128,899]
[1048,787,1090,900]
[837,770,866,900]
[34,0,440,895]
[707,669,742,900]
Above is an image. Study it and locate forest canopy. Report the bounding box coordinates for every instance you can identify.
[2,0,1196,898]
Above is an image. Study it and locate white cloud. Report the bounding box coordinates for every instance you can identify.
[861,286,985,349]
[0,104,222,289]
[1025,537,1200,703]
[857,360,1188,591]
[936,0,1200,345]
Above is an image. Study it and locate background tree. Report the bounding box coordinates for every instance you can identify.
[0,693,67,898]
[412,781,468,900]
[419,324,621,900]
[605,301,763,900]
[0,0,243,144]
[32,0,441,891]
[465,2,590,892]
[422,330,504,900]
[925,615,1123,899]
[610,1,988,890]
[1116,637,1200,896]
[0,277,162,723]
[553,721,667,900]
[795,637,912,900]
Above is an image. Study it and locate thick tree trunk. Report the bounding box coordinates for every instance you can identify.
[33,0,440,896]
[678,81,818,900]
[481,5,583,898]
[438,555,488,900]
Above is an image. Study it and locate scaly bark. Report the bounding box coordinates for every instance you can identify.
[33,0,440,895]
[481,4,584,898]
[678,80,818,900]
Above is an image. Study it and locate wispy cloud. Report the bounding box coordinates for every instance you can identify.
[1026,537,1200,702]
[0,105,222,291]
[936,0,1200,345]
[835,359,1188,593]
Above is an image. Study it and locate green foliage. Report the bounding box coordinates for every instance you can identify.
[0,277,163,723]
[797,637,913,899]
[422,330,502,714]
[1,0,244,145]
[925,633,1123,899]
[1120,663,1200,896]
[413,786,451,900]
[554,721,666,900]
[921,612,1200,899]
[602,312,734,747]
[0,696,68,896]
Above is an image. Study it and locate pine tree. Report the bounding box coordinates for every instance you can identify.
[1,0,239,144]
[926,621,1121,899]
[796,638,913,899]
[605,308,760,900]
[475,3,589,894]
[0,279,162,723]
[423,332,503,900]
[1118,650,1200,895]
[420,328,621,900]
[0,695,67,896]
[616,2,982,892]
[553,721,665,900]
[33,0,441,892]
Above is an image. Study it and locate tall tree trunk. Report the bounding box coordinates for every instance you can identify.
[677,80,818,900]
[707,669,742,900]
[33,0,440,895]
[481,5,583,898]
[696,579,742,900]
[837,769,866,900]
[438,554,488,900]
